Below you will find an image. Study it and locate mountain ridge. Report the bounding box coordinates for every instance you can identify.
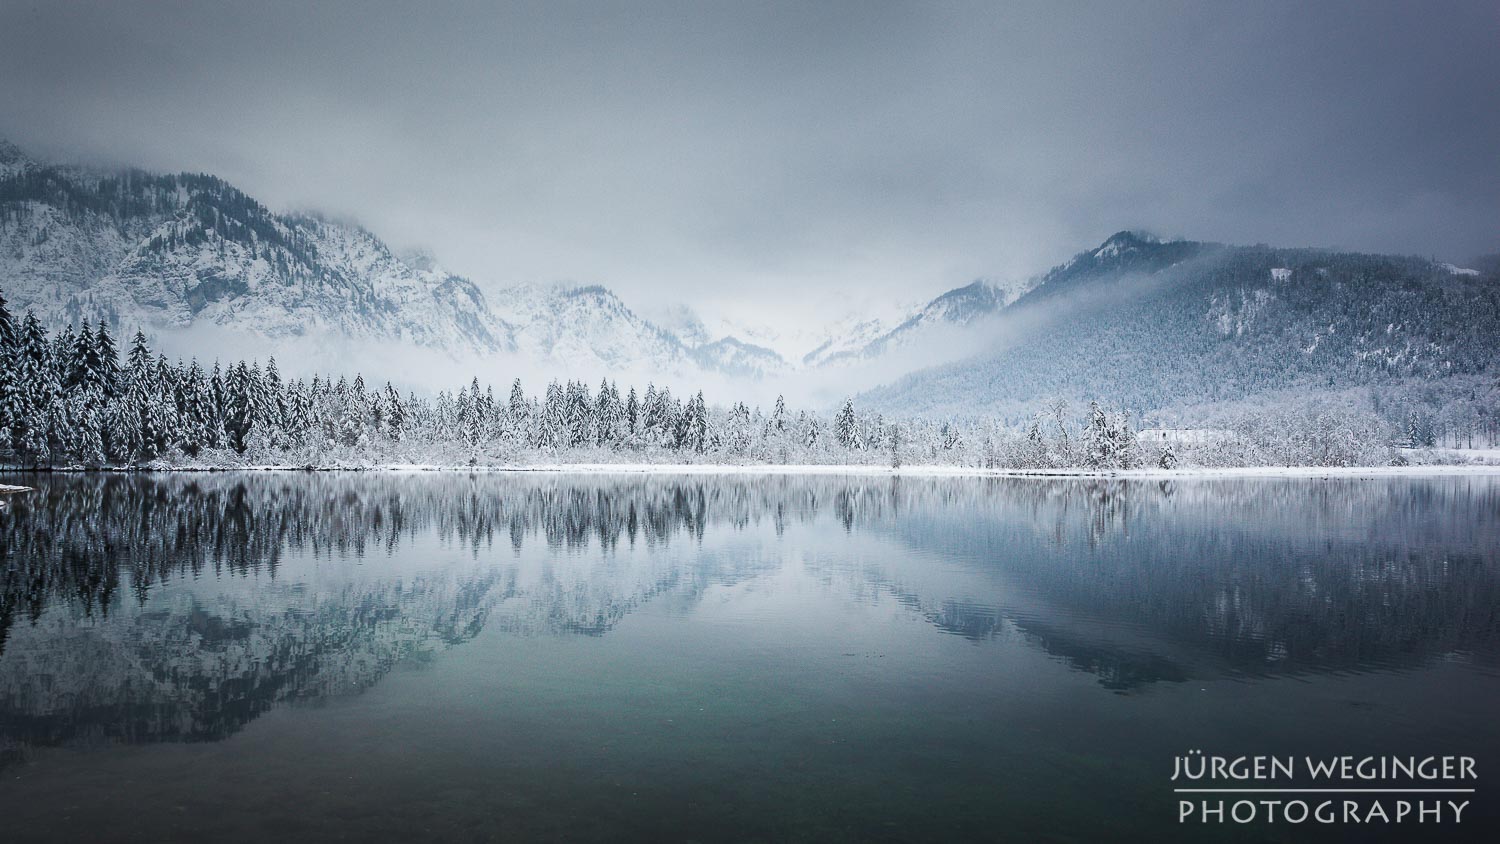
[859,232,1500,424]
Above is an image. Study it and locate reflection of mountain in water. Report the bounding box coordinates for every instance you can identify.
[0,571,502,763]
[880,477,1500,687]
[1,472,1498,756]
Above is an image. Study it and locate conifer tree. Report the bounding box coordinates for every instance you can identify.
[0,291,18,446]
[383,382,406,442]
[94,321,120,399]
[263,357,287,446]
[0,289,15,351]
[11,312,59,462]
[224,361,255,453]
[687,391,708,453]
[835,399,858,449]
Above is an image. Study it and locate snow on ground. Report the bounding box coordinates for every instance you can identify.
[1441,263,1481,276]
[22,463,1496,480]
[1418,447,1500,463]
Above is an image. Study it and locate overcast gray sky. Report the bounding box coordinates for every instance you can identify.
[2,0,1496,328]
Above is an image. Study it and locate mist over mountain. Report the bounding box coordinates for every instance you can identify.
[860,231,1500,424]
[4,141,1495,424]
[0,143,508,348]
[0,143,817,388]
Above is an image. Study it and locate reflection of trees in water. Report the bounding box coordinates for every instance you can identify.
[0,471,1497,750]
[0,571,504,767]
[886,476,1500,687]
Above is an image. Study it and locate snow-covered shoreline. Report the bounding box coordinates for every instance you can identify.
[5,463,1500,480]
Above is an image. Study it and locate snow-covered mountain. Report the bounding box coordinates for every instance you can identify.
[491,283,701,375]
[0,145,514,354]
[859,231,1500,419]
[0,142,811,383]
[810,276,1037,366]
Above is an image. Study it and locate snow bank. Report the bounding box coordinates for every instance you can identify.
[14,463,1497,480]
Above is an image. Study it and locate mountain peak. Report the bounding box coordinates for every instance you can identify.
[0,139,33,176]
[1093,230,1159,258]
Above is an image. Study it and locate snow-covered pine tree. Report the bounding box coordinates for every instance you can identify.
[224,361,256,454]
[835,399,858,449]
[594,378,620,447]
[51,324,76,388]
[95,321,121,399]
[67,393,105,466]
[206,361,228,449]
[688,391,708,453]
[282,379,312,448]
[176,360,213,457]
[1083,401,1111,468]
[458,378,484,448]
[0,291,18,449]
[541,381,565,449]
[507,378,528,421]
[563,380,592,447]
[337,373,370,448]
[150,354,181,456]
[263,357,288,447]
[65,323,105,401]
[383,383,406,442]
[126,331,152,376]
[13,312,59,463]
[0,288,15,351]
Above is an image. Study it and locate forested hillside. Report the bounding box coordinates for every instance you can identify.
[0,144,510,351]
[862,232,1500,438]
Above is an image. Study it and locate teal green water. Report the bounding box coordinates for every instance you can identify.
[1,473,1497,841]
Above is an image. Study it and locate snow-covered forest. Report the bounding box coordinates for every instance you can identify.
[0,286,1488,471]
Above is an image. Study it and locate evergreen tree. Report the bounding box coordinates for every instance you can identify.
[0,288,15,351]
[177,360,213,456]
[693,391,708,452]
[51,324,76,387]
[65,323,106,399]
[383,382,406,441]
[0,290,18,447]
[835,399,858,449]
[11,312,59,462]
[206,361,227,448]
[263,357,287,446]
[66,393,106,466]
[94,321,121,399]
[224,361,255,453]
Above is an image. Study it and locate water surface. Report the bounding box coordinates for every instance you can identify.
[1,472,1497,841]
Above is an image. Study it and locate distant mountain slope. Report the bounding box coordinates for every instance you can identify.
[0,142,794,380]
[860,232,1500,420]
[492,284,700,375]
[0,145,513,353]
[814,276,1036,366]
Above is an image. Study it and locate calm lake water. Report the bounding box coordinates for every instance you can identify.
[1,471,1497,842]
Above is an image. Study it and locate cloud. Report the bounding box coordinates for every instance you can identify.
[2,0,1496,332]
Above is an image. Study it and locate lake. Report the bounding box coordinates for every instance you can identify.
[1,472,1497,842]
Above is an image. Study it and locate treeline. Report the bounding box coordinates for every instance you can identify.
[0,285,1448,470]
[0,286,906,467]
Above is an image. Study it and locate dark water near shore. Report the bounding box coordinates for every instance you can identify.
[1,471,1498,842]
